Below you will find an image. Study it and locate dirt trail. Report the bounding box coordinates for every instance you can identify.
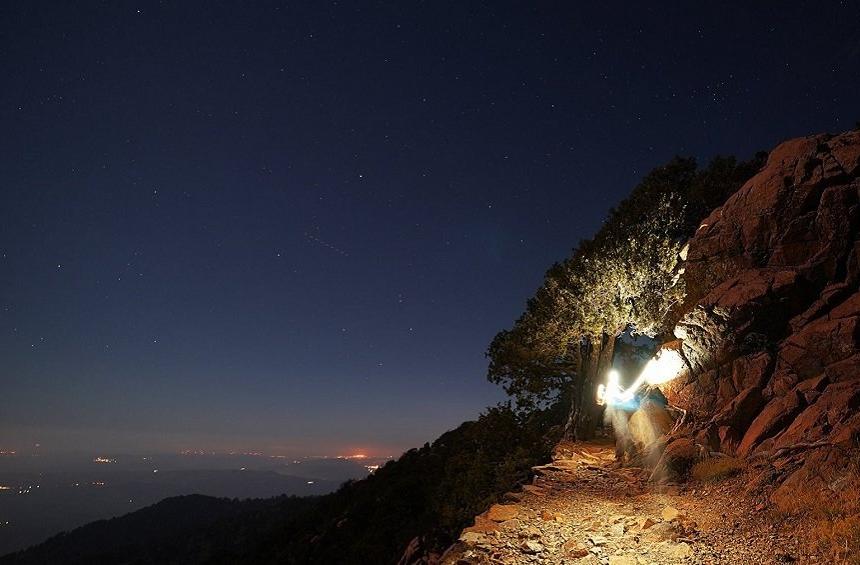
[441,440,821,564]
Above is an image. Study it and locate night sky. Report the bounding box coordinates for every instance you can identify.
[2,2,858,456]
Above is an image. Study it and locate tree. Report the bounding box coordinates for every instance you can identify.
[488,154,766,439]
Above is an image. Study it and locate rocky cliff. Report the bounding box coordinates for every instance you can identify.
[661,129,860,502]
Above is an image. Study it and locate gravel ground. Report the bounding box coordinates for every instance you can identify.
[440,440,828,564]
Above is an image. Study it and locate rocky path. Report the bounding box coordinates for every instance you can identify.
[441,440,822,565]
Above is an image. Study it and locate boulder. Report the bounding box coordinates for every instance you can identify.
[562,539,590,558]
[794,374,829,404]
[519,540,543,554]
[824,353,860,383]
[485,504,521,522]
[770,314,860,394]
[675,267,804,379]
[712,386,764,431]
[462,515,500,534]
[668,542,694,558]
[645,521,681,542]
[651,438,703,482]
[738,391,804,456]
[458,532,486,544]
[661,506,684,522]
[628,400,675,449]
[730,352,772,394]
[773,380,860,451]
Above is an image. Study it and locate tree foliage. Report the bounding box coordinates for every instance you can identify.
[487,154,765,436]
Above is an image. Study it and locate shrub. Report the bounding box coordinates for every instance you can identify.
[690,456,744,482]
[812,515,860,564]
[776,457,860,563]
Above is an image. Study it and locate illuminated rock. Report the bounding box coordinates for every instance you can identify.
[660,506,683,522]
[664,130,860,487]
[462,515,500,534]
[458,531,486,544]
[628,399,674,449]
[608,556,637,565]
[540,510,556,521]
[645,521,680,541]
[562,539,590,557]
[519,539,543,554]
[650,438,703,482]
[737,391,805,456]
[485,504,521,522]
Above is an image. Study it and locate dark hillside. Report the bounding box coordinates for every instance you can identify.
[1,404,562,565]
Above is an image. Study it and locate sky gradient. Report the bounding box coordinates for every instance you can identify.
[2,1,859,456]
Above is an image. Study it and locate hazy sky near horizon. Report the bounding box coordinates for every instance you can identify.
[2,2,859,456]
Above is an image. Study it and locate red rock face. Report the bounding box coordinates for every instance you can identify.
[667,130,860,489]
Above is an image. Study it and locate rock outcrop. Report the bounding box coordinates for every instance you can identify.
[659,130,860,498]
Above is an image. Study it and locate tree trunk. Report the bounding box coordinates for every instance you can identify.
[563,339,588,440]
[566,337,600,441]
[564,332,619,441]
[563,379,581,440]
[598,331,617,377]
[579,339,601,440]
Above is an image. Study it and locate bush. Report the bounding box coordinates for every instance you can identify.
[690,456,744,482]
[776,458,860,563]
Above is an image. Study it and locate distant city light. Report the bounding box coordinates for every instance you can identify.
[93,457,116,464]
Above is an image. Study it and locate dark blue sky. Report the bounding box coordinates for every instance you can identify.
[1,2,858,456]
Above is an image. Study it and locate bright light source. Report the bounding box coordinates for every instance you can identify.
[607,369,620,386]
[597,369,624,406]
[599,346,685,407]
[640,348,686,386]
